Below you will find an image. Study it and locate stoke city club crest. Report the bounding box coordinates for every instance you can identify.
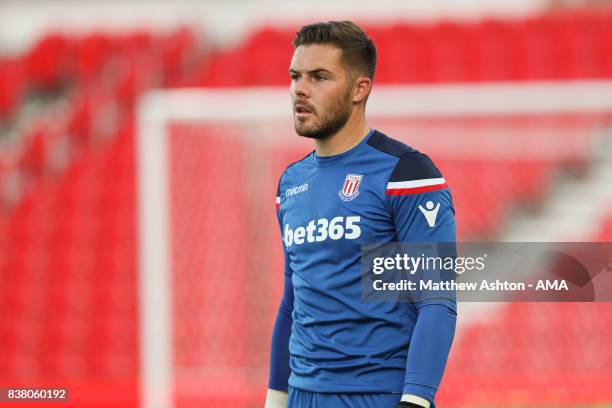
[339,174,363,201]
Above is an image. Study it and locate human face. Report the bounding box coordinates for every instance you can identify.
[289,44,353,140]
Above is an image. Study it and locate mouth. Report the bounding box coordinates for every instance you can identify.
[294,103,314,119]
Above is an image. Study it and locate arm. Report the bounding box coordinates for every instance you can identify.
[400,301,456,406]
[266,183,294,407]
[268,251,294,392]
[265,255,293,407]
[387,153,458,408]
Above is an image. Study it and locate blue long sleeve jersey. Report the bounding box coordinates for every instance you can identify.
[269,129,457,404]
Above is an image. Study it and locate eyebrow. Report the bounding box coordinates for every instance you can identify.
[289,68,333,75]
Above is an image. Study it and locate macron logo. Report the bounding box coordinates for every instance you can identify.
[285,183,308,197]
[418,200,440,227]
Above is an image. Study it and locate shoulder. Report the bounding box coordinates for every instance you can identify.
[386,151,447,196]
[367,130,443,180]
[366,129,417,157]
[389,151,443,183]
[367,130,446,196]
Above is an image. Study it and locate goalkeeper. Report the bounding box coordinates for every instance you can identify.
[266,21,457,408]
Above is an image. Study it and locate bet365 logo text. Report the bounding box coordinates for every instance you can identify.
[284,216,361,247]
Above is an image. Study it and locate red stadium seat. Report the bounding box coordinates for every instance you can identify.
[113,54,160,108]
[374,24,433,83]
[67,86,118,144]
[471,20,522,81]
[428,21,473,82]
[18,126,48,177]
[242,28,294,85]
[0,59,25,118]
[554,11,601,78]
[75,33,115,85]
[160,27,200,87]
[198,49,248,87]
[602,12,612,76]
[25,33,74,89]
[119,30,154,57]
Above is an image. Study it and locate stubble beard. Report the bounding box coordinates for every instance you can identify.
[294,86,353,141]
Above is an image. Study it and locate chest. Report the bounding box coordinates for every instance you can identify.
[280,169,392,250]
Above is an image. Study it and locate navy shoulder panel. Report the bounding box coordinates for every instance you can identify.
[367,130,416,157]
[389,152,443,182]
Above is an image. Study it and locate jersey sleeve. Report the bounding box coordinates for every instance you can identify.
[386,152,457,406]
[268,175,294,391]
[386,151,455,243]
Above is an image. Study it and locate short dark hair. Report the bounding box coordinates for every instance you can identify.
[293,21,377,80]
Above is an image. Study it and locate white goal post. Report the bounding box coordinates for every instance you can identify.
[136,81,612,408]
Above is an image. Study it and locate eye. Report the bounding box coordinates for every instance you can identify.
[290,73,300,81]
[314,74,326,81]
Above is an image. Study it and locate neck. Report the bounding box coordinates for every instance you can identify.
[315,112,370,157]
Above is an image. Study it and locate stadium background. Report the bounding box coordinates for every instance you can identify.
[1,0,612,407]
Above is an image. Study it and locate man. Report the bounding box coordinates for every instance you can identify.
[266,21,456,408]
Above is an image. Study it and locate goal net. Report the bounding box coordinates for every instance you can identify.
[137,82,612,408]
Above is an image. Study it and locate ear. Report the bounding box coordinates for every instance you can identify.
[352,76,372,104]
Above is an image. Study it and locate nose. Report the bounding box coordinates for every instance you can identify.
[292,77,309,99]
